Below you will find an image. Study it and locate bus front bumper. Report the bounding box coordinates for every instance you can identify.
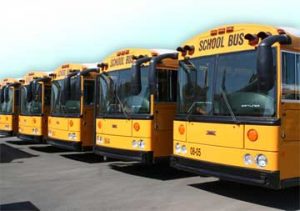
[47,138,82,151]
[0,130,13,137]
[17,134,43,143]
[94,145,153,164]
[170,155,281,189]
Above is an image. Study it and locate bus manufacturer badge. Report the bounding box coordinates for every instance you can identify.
[206,130,216,136]
[112,124,117,128]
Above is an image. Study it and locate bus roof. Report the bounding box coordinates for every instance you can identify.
[177,24,300,60]
[0,78,19,88]
[21,71,50,85]
[52,63,96,80]
[99,48,176,72]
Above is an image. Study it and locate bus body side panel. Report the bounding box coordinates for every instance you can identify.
[152,103,176,157]
[280,102,300,181]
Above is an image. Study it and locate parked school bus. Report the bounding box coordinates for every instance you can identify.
[94,49,178,164]
[47,64,97,150]
[18,72,53,142]
[171,24,300,189]
[0,78,23,136]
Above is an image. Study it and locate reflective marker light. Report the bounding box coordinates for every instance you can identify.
[243,154,252,165]
[256,154,268,167]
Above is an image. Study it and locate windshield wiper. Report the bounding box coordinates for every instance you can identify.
[185,101,198,121]
[220,88,239,124]
[113,84,130,119]
[100,74,130,119]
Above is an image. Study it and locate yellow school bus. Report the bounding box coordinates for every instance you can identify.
[18,71,53,142]
[94,49,178,164]
[47,64,98,150]
[0,78,23,136]
[171,24,300,189]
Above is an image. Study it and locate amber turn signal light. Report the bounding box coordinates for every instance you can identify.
[97,121,102,129]
[178,124,185,135]
[133,122,140,131]
[69,120,74,127]
[247,129,258,142]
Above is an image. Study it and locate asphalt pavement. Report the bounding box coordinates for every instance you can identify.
[0,136,299,211]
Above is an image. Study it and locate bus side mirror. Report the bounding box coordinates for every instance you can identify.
[257,34,291,91]
[131,57,151,95]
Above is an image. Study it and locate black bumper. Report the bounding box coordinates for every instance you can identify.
[17,134,43,143]
[47,138,82,151]
[94,145,153,164]
[171,156,281,189]
[0,130,13,137]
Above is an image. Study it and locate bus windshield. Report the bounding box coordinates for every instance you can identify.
[51,77,81,116]
[0,86,14,114]
[177,49,277,118]
[98,67,150,117]
[20,83,42,115]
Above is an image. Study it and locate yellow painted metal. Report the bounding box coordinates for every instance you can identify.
[173,140,279,171]
[244,125,280,151]
[18,116,42,136]
[48,117,81,141]
[96,134,152,151]
[187,122,244,148]
[0,115,13,131]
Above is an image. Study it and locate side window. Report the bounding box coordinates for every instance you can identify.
[156,69,177,102]
[84,80,95,106]
[44,85,51,106]
[282,52,298,100]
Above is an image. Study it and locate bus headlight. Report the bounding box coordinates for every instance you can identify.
[256,154,267,167]
[243,154,252,165]
[139,140,145,149]
[96,136,103,144]
[175,143,181,153]
[181,145,187,154]
[132,140,138,148]
[68,133,77,140]
[32,128,38,134]
[48,130,52,136]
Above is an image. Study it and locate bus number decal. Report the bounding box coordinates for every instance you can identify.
[190,147,201,157]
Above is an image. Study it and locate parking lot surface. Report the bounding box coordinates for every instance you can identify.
[0,136,299,211]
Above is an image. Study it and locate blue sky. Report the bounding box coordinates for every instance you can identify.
[0,0,299,78]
